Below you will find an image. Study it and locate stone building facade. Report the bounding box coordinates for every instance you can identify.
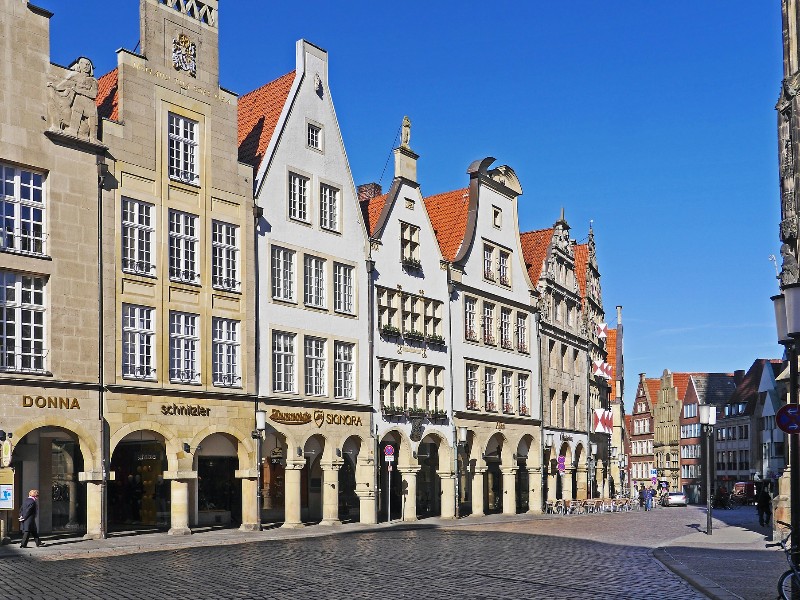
[629,375,657,492]
[653,371,690,493]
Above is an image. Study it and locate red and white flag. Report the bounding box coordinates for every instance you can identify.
[595,323,608,338]
[593,360,612,379]
[593,409,613,434]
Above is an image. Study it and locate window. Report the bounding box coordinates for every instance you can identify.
[518,374,529,415]
[307,123,321,150]
[464,297,477,341]
[1,164,45,255]
[333,263,354,314]
[122,304,154,379]
[484,368,496,411]
[482,302,495,345]
[501,371,513,412]
[492,206,502,228]
[377,287,399,330]
[500,308,512,349]
[271,246,295,301]
[403,364,422,410]
[401,222,420,266]
[169,312,199,383]
[288,172,309,222]
[304,337,326,396]
[380,361,400,408]
[212,221,239,291]
[319,183,339,231]
[0,272,46,372]
[425,366,444,412]
[334,341,354,399]
[212,317,240,386]
[466,364,478,409]
[423,298,442,339]
[168,113,199,184]
[498,250,510,286]
[304,255,326,308]
[401,293,422,336]
[272,331,296,393]
[121,198,155,275]
[684,403,697,418]
[483,244,494,280]
[168,210,199,283]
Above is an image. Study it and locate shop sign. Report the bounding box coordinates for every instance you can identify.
[22,395,81,410]
[269,447,284,465]
[0,469,13,510]
[560,433,573,442]
[269,408,364,428]
[270,409,312,425]
[1,440,12,468]
[136,453,160,462]
[161,404,211,417]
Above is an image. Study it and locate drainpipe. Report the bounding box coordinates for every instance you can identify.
[96,159,108,539]
[366,256,377,523]
[252,202,263,530]
[446,269,458,518]
[535,311,545,511]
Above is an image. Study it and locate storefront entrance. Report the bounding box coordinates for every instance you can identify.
[515,463,529,513]
[109,439,169,529]
[198,456,240,526]
[416,442,441,518]
[338,455,359,522]
[486,461,502,514]
[378,441,402,522]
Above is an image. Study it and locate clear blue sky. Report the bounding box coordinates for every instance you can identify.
[40,1,784,408]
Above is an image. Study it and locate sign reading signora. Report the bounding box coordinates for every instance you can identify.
[23,395,81,410]
[269,408,363,428]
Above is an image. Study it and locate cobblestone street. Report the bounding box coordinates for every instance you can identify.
[0,506,744,600]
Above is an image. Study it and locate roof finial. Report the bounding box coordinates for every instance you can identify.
[401,115,411,149]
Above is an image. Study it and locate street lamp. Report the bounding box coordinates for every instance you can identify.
[253,409,267,531]
[618,455,627,497]
[773,288,800,570]
[699,404,716,536]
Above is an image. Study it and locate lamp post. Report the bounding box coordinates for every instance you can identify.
[699,404,716,535]
[773,289,800,572]
[253,409,267,531]
[618,455,627,497]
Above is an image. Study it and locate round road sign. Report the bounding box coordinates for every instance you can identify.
[384,445,395,457]
[777,404,800,435]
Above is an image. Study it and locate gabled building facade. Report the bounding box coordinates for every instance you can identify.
[629,375,658,492]
[241,40,374,526]
[653,371,690,492]
[426,158,542,516]
[758,362,785,489]
[360,128,455,522]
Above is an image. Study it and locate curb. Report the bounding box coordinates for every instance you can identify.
[652,547,744,600]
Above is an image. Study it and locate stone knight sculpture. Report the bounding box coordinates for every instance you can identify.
[47,57,99,142]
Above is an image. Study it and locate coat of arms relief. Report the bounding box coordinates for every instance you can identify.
[172,33,197,77]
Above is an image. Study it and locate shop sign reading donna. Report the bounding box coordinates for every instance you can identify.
[269,408,363,428]
[22,395,80,410]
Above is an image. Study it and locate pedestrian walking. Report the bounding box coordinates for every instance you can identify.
[757,487,772,527]
[18,489,44,548]
[645,486,653,511]
[638,485,645,509]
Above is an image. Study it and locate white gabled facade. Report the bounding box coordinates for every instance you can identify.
[426,158,543,516]
[361,135,455,522]
[245,40,374,527]
[758,362,784,487]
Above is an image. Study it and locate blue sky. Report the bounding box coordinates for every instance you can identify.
[40,1,783,408]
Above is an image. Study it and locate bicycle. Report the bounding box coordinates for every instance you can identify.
[767,519,800,599]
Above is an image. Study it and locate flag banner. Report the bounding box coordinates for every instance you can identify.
[595,323,608,338]
[592,360,612,379]
[593,409,613,434]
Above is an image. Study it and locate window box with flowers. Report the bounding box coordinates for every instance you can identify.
[484,268,495,281]
[520,404,530,416]
[429,409,448,420]
[483,332,496,345]
[485,402,497,412]
[407,406,427,417]
[427,333,446,346]
[402,257,422,270]
[503,403,514,414]
[517,341,528,353]
[404,329,425,342]
[465,328,479,342]
[382,404,404,417]
[380,324,402,338]
[499,274,510,287]
[467,399,479,410]
[500,338,513,350]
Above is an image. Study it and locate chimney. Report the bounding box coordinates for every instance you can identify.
[639,373,646,383]
[734,369,745,386]
[357,183,382,203]
[616,305,622,325]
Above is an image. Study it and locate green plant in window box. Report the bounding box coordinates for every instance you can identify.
[407,407,427,417]
[403,329,425,341]
[402,257,422,270]
[380,324,401,338]
[427,333,446,345]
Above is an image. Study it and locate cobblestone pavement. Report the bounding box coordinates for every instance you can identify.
[0,506,737,599]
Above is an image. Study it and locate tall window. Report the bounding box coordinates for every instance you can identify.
[379,360,400,408]
[498,250,510,286]
[168,210,199,283]
[271,246,295,301]
[333,263,354,314]
[320,184,339,231]
[482,302,495,345]
[212,318,240,386]
[400,222,420,266]
[483,244,494,280]
[307,123,321,150]
[168,113,199,184]
[288,172,309,222]
[377,287,398,329]
[516,313,528,352]
[501,371,513,412]
[122,304,154,379]
[500,308,512,349]
[401,293,422,335]
[464,296,477,341]
[484,368,496,411]
[518,374,529,414]
[272,331,295,392]
[304,255,326,308]
[466,364,478,409]
[334,341,354,399]
[212,221,239,291]
[423,298,442,339]
[1,164,45,255]
[305,337,326,396]
[169,311,199,383]
[0,272,45,372]
[122,198,154,275]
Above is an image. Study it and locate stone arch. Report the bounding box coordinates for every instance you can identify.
[110,421,179,470]
[418,430,454,471]
[12,416,99,470]
[379,428,413,467]
[190,424,255,468]
[484,431,512,467]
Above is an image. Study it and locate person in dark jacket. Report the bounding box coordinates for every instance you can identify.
[757,488,772,527]
[18,489,44,548]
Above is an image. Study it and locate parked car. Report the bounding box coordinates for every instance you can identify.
[661,491,688,507]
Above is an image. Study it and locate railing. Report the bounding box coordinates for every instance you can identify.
[123,365,156,379]
[212,276,241,292]
[170,267,200,284]
[213,372,241,387]
[0,348,49,373]
[122,258,156,275]
[170,368,200,383]
[0,229,48,256]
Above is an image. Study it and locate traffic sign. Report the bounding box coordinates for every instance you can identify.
[777,404,800,434]
[385,454,394,463]
[651,477,657,485]
[650,468,657,477]
[557,455,566,473]
[384,445,395,456]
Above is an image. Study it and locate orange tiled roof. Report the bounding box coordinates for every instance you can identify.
[238,71,296,171]
[574,243,588,299]
[606,328,617,380]
[96,68,119,121]
[519,228,553,284]
[423,188,470,261]
[672,373,691,400]
[360,193,388,237]
[646,379,661,407]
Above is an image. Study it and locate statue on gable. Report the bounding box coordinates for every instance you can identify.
[401,115,411,149]
[781,242,800,286]
[47,57,99,142]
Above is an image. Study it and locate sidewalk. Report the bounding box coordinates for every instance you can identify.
[654,507,787,600]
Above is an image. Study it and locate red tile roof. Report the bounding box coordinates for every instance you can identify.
[423,188,470,261]
[646,379,661,407]
[238,71,296,171]
[672,373,691,401]
[574,243,588,299]
[360,193,388,237]
[96,68,119,121]
[606,328,617,381]
[519,228,553,284]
